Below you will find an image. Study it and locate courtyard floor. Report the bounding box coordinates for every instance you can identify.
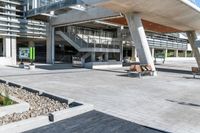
[0,58,200,133]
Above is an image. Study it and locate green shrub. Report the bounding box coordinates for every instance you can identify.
[0,95,13,106]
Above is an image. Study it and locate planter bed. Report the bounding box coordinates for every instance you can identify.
[0,79,93,133]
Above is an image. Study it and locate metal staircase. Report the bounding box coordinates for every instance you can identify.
[56,30,121,52]
[56,27,121,67]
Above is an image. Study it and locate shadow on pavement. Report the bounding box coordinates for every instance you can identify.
[25,110,168,133]
[36,64,80,70]
[166,99,200,108]
[156,68,192,75]
[182,76,200,80]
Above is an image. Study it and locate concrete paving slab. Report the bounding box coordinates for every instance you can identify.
[0,60,200,133]
[25,111,166,133]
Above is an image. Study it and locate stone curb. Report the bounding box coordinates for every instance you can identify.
[0,79,94,133]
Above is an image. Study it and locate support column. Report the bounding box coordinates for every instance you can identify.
[151,48,155,58]
[131,46,136,61]
[125,12,156,71]
[175,49,179,57]
[11,37,16,65]
[0,41,3,56]
[117,28,123,62]
[186,31,200,68]
[165,49,168,58]
[2,37,16,64]
[46,23,55,64]
[184,50,187,58]
[105,52,109,61]
[3,37,11,57]
[91,52,96,62]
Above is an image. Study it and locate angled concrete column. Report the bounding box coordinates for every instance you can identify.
[46,23,55,64]
[125,12,156,71]
[186,31,200,68]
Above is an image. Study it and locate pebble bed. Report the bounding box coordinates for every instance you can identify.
[0,83,68,126]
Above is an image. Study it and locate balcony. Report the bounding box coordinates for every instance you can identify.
[26,0,82,19]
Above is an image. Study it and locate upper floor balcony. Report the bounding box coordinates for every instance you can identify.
[26,0,83,20]
[26,0,63,10]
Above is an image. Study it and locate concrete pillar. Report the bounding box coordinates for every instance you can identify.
[2,37,16,64]
[11,37,16,65]
[3,37,11,57]
[105,52,109,61]
[120,44,123,62]
[186,31,200,68]
[175,49,179,57]
[32,0,37,9]
[117,28,123,62]
[0,41,3,56]
[192,52,195,57]
[185,50,187,58]
[91,52,96,62]
[46,23,55,64]
[165,49,168,58]
[131,46,136,61]
[151,48,155,58]
[125,12,156,71]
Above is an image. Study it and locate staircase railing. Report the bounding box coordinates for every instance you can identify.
[122,29,188,50]
[62,31,120,49]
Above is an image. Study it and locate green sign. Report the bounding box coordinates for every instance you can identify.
[19,47,35,61]
[29,47,35,61]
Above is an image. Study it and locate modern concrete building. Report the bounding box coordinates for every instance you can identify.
[0,0,200,71]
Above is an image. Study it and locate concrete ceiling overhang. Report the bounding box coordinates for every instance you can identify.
[104,17,182,33]
[93,0,200,32]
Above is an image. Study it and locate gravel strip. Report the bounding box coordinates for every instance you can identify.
[0,83,68,126]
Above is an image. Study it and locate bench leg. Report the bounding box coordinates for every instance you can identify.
[193,74,196,79]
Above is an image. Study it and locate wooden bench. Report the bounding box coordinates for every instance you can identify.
[127,64,155,78]
[192,67,200,78]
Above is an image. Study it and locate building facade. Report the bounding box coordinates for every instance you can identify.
[0,0,199,69]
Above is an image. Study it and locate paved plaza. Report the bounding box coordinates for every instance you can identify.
[25,111,165,133]
[0,58,200,133]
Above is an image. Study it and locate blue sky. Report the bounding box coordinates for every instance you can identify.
[190,0,200,6]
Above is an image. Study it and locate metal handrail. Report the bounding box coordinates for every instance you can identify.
[64,31,120,49]
[123,29,188,50]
